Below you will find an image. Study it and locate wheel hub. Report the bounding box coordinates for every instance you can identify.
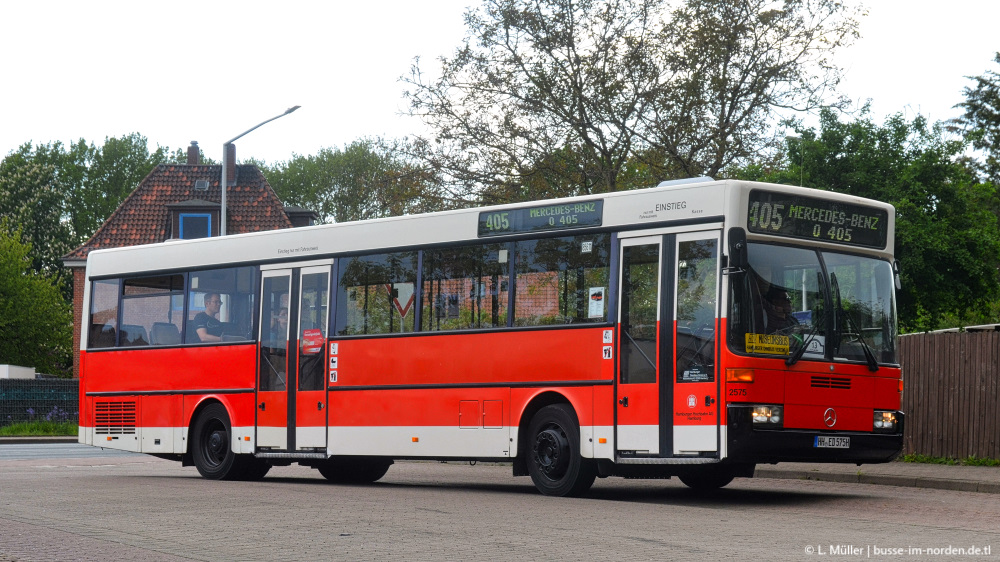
[533,427,569,478]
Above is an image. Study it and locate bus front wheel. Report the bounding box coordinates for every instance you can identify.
[526,404,596,497]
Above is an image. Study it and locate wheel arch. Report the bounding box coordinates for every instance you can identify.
[181,396,237,466]
[512,390,580,477]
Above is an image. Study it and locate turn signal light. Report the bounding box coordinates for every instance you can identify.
[726,368,754,383]
[412,437,419,443]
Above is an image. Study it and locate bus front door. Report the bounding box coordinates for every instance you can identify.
[671,232,720,455]
[257,264,331,452]
[616,236,664,455]
[616,231,721,458]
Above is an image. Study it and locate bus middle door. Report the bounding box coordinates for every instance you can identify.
[257,263,331,452]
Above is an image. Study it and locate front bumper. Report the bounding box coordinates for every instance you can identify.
[727,406,904,464]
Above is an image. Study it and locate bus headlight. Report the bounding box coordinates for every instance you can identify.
[873,410,897,433]
[752,405,782,426]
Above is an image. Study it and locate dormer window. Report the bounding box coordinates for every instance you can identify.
[168,200,220,240]
[179,213,212,239]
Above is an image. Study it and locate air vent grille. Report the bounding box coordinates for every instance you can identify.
[95,401,137,434]
[811,376,851,390]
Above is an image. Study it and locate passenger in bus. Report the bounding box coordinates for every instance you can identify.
[193,293,224,342]
[268,307,288,344]
[764,287,798,334]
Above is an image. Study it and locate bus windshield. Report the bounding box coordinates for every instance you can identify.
[728,242,898,366]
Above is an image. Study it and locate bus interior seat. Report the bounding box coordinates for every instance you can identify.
[150,322,181,345]
[120,324,149,347]
[90,323,116,348]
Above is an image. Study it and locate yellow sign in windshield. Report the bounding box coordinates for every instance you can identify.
[746,333,790,355]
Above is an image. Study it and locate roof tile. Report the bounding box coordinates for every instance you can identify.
[64,164,293,261]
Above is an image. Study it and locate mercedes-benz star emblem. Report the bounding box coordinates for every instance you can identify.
[823,407,837,427]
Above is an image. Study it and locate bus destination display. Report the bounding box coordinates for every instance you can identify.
[478,200,603,237]
[747,190,888,249]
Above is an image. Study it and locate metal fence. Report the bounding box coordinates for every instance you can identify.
[0,378,79,427]
[899,331,1000,459]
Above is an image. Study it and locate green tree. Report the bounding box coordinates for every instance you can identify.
[66,133,171,241]
[264,138,444,223]
[954,52,1000,183]
[0,153,74,287]
[731,108,1000,331]
[0,222,73,376]
[404,0,861,203]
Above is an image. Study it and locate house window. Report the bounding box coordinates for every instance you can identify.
[179,213,211,239]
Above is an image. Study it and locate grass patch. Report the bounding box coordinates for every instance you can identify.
[0,421,78,436]
[901,453,1000,467]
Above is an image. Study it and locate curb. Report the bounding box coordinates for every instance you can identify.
[0,436,78,445]
[755,467,1000,495]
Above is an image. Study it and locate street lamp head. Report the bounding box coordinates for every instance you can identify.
[285,105,301,115]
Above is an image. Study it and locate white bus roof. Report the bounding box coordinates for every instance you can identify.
[85,179,895,278]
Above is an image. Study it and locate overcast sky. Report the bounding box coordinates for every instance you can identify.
[1,0,997,165]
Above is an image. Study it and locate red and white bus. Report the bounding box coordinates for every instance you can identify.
[79,178,903,495]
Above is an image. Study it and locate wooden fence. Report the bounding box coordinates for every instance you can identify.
[898,331,1000,459]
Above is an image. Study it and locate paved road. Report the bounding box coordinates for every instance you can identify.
[0,443,138,461]
[1,451,998,561]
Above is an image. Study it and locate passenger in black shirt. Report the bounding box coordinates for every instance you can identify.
[192,292,224,342]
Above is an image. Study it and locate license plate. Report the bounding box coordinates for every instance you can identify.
[814,436,850,448]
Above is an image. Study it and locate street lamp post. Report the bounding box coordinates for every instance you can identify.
[220,105,300,236]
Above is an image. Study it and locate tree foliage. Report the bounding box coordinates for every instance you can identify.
[264,138,444,224]
[1,134,173,299]
[730,108,1000,331]
[0,222,73,376]
[0,155,73,282]
[404,0,861,203]
[2,134,171,247]
[954,52,1000,183]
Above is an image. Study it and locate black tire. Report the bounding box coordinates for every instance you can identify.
[526,404,596,497]
[317,457,393,483]
[191,403,241,480]
[678,466,736,490]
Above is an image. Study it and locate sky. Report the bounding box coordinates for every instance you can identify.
[1,0,998,165]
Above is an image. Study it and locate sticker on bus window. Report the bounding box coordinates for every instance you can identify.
[589,287,605,318]
[301,329,324,355]
[745,333,790,355]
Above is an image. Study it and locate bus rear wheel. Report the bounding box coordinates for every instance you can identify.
[317,457,393,483]
[526,404,596,497]
[192,403,244,480]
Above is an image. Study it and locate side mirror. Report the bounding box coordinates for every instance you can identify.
[893,259,902,290]
[727,227,748,271]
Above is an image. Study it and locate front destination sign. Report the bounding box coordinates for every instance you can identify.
[747,190,889,249]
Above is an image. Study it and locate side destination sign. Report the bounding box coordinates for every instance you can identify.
[478,200,603,237]
[747,189,889,249]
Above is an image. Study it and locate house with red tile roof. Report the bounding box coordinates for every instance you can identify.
[62,142,316,377]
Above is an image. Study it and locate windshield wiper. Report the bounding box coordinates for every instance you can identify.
[786,323,820,366]
[831,272,879,372]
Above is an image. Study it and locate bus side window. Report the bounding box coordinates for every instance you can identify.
[422,243,509,331]
[336,252,417,336]
[88,279,119,349]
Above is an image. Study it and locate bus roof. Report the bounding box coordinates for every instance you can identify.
[85,179,895,278]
